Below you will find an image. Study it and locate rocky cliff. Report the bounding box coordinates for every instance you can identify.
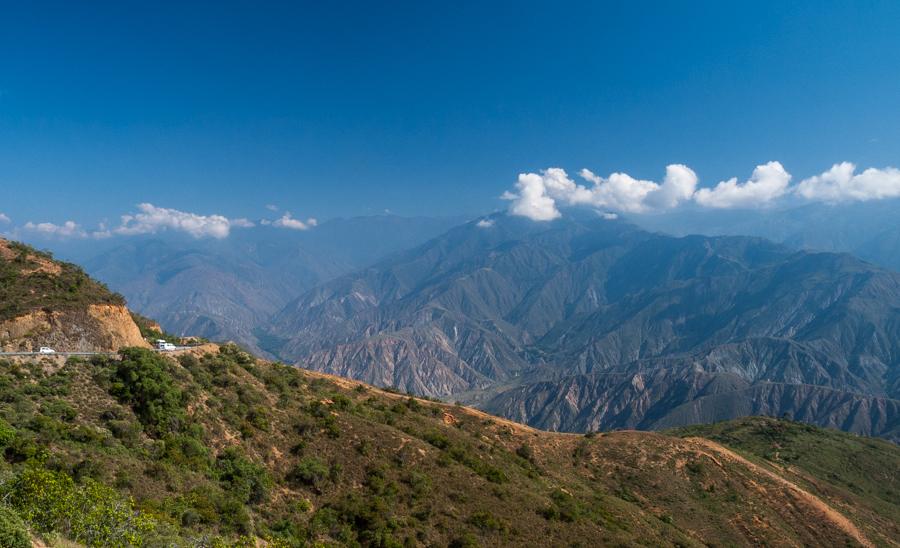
[0,238,149,352]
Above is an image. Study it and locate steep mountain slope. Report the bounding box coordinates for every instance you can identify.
[1,346,898,546]
[0,238,147,352]
[75,215,465,353]
[265,214,900,438]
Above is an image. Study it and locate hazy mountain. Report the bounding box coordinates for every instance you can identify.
[8,233,898,546]
[631,198,900,272]
[72,215,466,353]
[264,212,900,439]
[6,239,897,546]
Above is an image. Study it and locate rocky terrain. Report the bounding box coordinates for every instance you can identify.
[263,213,900,440]
[0,238,147,352]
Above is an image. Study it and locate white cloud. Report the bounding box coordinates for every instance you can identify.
[272,212,318,231]
[502,171,562,221]
[795,162,900,203]
[694,161,791,209]
[599,212,618,220]
[231,218,256,228]
[265,204,279,211]
[113,203,233,239]
[23,220,88,238]
[504,165,698,221]
[0,213,10,224]
[476,218,495,228]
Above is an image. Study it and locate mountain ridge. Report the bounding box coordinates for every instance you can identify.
[263,213,900,440]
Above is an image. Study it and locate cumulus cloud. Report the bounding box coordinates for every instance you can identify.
[795,162,900,203]
[476,218,495,228]
[502,171,564,220]
[272,212,318,231]
[113,203,233,239]
[693,161,791,209]
[23,220,88,238]
[0,213,10,224]
[503,165,698,221]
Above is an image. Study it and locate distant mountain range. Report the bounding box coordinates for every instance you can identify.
[263,212,900,440]
[632,198,900,272]
[24,207,900,440]
[71,215,466,354]
[8,234,896,546]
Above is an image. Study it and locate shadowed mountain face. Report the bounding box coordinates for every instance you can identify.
[265,213,900,440]
[78,215,465,354]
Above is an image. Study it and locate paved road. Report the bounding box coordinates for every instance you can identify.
[0,346,201,357]
[0,351,117,357]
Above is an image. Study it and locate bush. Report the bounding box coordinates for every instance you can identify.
[4,465,156,546]
[539,489,583,522]
[216,447,272,505]
[288,457,330,492]
[108,348,186,437]
[467,510,507,533]
[0,418,16,447]
[516,443,534,462]
[0,505,30,548]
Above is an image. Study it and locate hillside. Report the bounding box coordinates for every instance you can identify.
[263,213,900,440]
[0,238,147,352]
[0,346,897,546]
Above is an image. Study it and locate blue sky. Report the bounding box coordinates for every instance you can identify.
[1,1,899,236]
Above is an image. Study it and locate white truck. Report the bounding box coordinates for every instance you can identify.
[155,339,177,352]
[38,347,56,354]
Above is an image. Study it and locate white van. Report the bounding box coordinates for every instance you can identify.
[38,347,56,354]
[156,340,177,351]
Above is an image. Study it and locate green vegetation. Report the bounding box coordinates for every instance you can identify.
[0,239,124,321]
[108,347,188,437]
[0,504,30,548]
[0,348,895,546]
[670,417,900,531]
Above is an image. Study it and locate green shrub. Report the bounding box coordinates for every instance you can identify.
[467,510,507,533]
[515,443,534,462]
[539,489,583,522]
[288,457,330,492]
[216,447,272,505]
[0,505,30,548]
[108,348,187,437]
[0,418,16,447]
[4,465,156,547]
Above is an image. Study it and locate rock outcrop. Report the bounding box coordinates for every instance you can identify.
[0,304,149,352]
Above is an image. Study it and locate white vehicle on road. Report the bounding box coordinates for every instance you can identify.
[38,347,56,354]
[155,339,177,352]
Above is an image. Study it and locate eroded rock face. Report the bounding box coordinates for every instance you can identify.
[0,304,149,352]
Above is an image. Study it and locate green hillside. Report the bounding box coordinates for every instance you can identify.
[0,346,897,547]
[0,238,124,322]
[670,417,900,538]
